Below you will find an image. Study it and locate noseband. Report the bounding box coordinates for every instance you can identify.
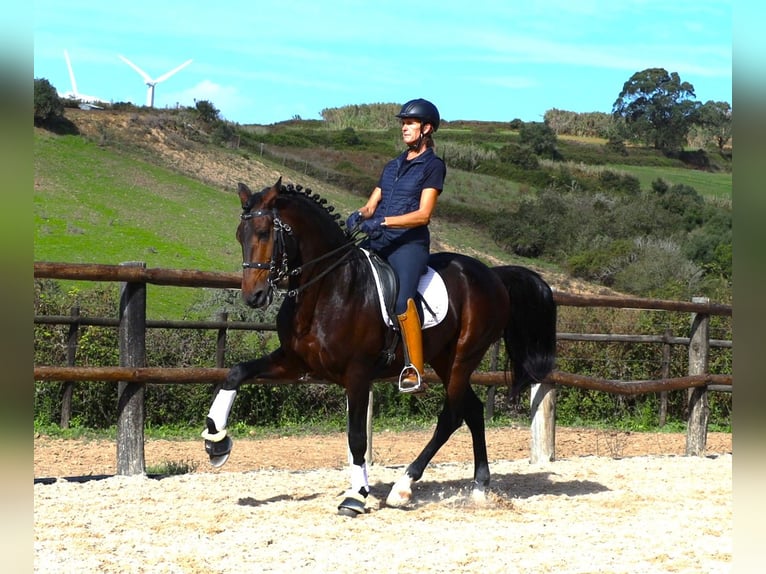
[240,206,356,299]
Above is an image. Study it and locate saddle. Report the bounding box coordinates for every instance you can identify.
[361,249,448,330]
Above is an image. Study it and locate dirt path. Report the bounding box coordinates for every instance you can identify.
[34,426,732,477]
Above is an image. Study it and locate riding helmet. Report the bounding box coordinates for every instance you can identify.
[396,98,440,132]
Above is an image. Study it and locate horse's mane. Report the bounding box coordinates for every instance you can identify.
[275,182,346,237]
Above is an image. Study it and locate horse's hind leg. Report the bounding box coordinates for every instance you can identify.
[387,382,490,508]
[386,391,467,507]
[461,387,491,502]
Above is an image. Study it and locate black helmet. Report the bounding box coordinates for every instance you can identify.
[395,98,440,132]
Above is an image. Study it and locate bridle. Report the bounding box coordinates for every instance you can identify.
[240,206,358,299]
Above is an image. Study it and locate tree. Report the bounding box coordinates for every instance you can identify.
[194,99,221,125]
[34,78,64,126]
[612,68,699,153]
[695,100,732,152]
[519,121,560,159]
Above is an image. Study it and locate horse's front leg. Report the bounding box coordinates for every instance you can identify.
[202,351,296,467]
[337,384,371,517]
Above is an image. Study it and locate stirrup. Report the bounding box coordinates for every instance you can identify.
[398,364,426,394]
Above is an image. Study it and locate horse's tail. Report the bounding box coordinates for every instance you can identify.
[491,265,557,399]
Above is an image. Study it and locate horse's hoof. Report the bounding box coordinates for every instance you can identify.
[386,475,414,508]
[471,487,488,505]
[205,435,233,468]
[337,498,365,517]
[337,489,367,517]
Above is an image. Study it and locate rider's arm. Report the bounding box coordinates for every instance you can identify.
[380,187,439,228]
[358,187,382,218]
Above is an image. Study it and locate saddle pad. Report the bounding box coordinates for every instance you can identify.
[361,249,448,329]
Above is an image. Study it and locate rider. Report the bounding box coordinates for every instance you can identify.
[346,98,446,393]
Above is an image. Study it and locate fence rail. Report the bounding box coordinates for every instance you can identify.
[33,261,732,474]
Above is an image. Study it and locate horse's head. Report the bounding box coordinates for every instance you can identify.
[236,178,283,308]
[235,177,346,308]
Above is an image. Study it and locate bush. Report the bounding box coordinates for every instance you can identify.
[519,121,561,159]
[34,78,64,126]
[611,237,702,296]
[497,143,539,169]
[567,238,634,285]
[597,170,640,196]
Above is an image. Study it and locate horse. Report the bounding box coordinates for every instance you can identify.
[202,178,557,516]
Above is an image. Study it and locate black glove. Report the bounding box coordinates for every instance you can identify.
[360,215,385,239]
[346,211,363,230]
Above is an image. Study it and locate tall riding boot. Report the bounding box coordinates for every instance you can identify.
[397,298,426,394]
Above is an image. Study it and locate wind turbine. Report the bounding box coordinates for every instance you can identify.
[118,54,193,107]
[61,50,105,108]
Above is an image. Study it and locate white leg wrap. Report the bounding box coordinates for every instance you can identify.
[350,463,369,494]
[207,389,237,432]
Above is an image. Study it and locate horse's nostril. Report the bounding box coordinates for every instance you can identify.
[244,289,270,309]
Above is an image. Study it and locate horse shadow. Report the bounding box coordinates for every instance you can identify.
[367,470,610,510]
[237,493,322,507]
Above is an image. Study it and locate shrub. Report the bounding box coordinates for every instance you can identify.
[34,78,64,126]
[567,238,634,285]
[612,237,702,296]
[497,143,539,169]
[519,121,561,159]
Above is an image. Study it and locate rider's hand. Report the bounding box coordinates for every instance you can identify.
[346,211,363,230]
[360,215,385,238]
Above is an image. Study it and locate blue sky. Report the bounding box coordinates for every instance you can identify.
[33,0,732,125]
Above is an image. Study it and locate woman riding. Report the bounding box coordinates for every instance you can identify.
[346,98,446,393]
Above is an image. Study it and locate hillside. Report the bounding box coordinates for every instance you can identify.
[35,108,623,303]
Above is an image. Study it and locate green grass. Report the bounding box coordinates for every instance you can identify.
[608,163,732,200]
[34,131,242,318]
[146,459,199,475]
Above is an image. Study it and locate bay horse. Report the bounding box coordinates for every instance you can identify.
[202,178,556,515]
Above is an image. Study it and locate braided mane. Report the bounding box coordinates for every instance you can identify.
[277,182,346,232]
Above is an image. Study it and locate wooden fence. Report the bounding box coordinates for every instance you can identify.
[33,261,732,474]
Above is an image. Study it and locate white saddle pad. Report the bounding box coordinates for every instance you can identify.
[361,249,448,329]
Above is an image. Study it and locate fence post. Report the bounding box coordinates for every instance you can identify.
[366,388,373,466]
[686,296,710,456]
[216,311,228,368]
[60,305,80,428]
[529,380,556,463]
[117,262,147,475]
[485,340,501,419]
[658,328,672,427]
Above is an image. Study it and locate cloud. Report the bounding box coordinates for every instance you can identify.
[163,80,248,121]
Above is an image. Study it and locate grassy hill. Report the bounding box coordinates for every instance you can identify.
[34,108,731,318]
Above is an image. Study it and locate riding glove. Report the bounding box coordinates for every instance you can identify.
[360,216,385,239]
[346,211,363,230]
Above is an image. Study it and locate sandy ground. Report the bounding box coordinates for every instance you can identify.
[34,427,732,573]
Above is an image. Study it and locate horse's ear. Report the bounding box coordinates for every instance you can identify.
[237,182,252,208]
[261,177,282,208]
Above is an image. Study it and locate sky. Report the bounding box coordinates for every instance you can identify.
[32,0,732,126]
